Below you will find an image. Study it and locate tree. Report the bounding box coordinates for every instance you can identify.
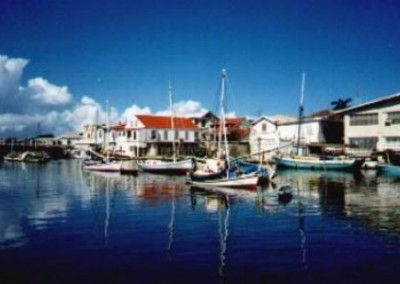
[331,98,352,110]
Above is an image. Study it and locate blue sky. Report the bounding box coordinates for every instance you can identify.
[0,0,400,136]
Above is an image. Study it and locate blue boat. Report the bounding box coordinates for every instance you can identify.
[377,163,400,177]
[274,155,363,171]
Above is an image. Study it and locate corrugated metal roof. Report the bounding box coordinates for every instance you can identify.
[136,115,198,129]
[334,92,400,114]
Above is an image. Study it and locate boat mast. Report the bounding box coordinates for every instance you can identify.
[169,81,177,162]
[105,99,110,162]
[296,72,306,155]
[220,69,230,168]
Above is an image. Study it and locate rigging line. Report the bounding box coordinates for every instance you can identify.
[212,72,223,117]
[225,71,234,115]
[168,81,177,162]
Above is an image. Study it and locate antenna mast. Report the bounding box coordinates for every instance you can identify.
[169,81,176,162]
[296,72,306,155]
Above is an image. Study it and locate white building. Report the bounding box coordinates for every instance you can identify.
[336,92,400,153]
[73,124,103,150]
[112,114,200,158]
[249,116,280,160]
[249,111,344,159]
[56,131,82,147]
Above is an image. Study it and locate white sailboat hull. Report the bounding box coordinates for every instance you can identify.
[83,162,122,172]
[189,172,259,190]
[138,158,194,175]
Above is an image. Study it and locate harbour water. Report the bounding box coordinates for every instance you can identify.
[1,160,400,283]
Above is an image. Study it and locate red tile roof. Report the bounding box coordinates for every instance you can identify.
[212,117,243,127]
[110,123,126,131]
[136,115,198,130]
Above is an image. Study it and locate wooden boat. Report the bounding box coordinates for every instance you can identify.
[191,69,261,183]
[273,73,362,172]
[83,161,122,172]
[4,151,22,161]
[190,158,228,181]
[273,155,362,171]
[189,172,259,190]
[4,151,50,163]
[137,82,195,175]
[138,158,194,175]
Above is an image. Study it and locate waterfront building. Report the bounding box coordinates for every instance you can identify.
[336,92,400,155]
[249,116,280,161]
[112,114,200,158]
[209,117,252,157]
[276,110,343,145]
[190,111,218,134]
[56,131,82,147]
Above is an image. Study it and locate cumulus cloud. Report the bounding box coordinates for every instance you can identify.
[0,54,76,136]
[0,55,28,94]
[26,77,71,105]
[120,104,152,123]
[0,53,215,137]
[156,100,208,117]
[0,55,29,113]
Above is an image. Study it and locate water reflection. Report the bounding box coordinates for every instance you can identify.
[0,162,69,249]
[2,161,400,282]
[345,174,400,237]
[201,193,231,281]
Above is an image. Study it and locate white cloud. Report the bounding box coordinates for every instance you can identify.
[0,55,29,114]
[156,100,208,117]
[120,104,152,123]
[0,54,216,137]
[26,77,71,105]
[0,55,28,96]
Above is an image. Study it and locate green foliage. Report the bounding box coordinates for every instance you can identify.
[331,98,352,110]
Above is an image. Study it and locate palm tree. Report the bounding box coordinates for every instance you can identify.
[331,98,352,110]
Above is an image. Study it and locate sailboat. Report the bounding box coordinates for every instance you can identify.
[83,101,122,172]
[189,69,231,181]
[188,69,259,190]
[137,81,195,175]
[273,73,362,171]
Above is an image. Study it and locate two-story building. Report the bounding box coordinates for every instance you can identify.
[249,110,345,159]
[112,114,200,158]
[249,116,280,161]
[249,116,280,160]
[335,92,400,155]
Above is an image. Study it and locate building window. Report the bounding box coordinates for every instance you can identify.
[262,123,267,132]
[349,113,378,126]
[133,131,137,140]
[151,130,156,140]
[185,131,189,140]
[164,130,168,141]
[127,131,131,138]
[386,137,400,143]
[349,137,378,149]
[194,131,199,139]
[387,112,400,125]
[175,130,179,140]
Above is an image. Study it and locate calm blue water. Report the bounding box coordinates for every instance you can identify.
[1,160,400,283]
